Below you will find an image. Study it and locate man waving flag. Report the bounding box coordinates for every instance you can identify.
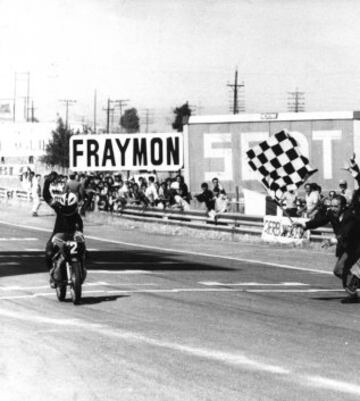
[246,130,317,202]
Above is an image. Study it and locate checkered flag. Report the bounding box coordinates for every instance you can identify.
[246,130,317,201]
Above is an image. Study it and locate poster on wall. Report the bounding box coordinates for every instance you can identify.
[262,215,311,244]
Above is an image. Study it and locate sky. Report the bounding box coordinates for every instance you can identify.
[1,0,360,130]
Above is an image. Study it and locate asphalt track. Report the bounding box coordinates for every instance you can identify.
[0,203,360,401]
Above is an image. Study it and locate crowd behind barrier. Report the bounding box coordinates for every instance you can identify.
[16,167,357,222]
[17,168,242,219]
[280,179,354,219]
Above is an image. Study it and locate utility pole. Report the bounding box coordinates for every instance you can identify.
[93,89,97,134]
[287,88,305,112]
[103,98,114,133]
[13,73,17,123]
[112,99,129,132]
[30,100,36,122]
[59,99,76,129]
[103,98,130,133]
[143,108,151,133]
[26,71,30,121]
[227,69,245,114]
[26,100,36,122]
[13,71,31,122]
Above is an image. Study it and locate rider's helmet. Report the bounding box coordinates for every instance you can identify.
[59,192,78,216]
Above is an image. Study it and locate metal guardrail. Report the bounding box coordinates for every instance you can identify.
[0,187,332,242]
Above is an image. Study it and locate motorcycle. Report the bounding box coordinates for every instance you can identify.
[50,234,86,305]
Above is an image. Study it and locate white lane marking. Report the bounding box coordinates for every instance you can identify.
[305,376,360,396]
[0,308,359,396]
[0,220,332,275]
[0,287,345,300]
[0,262,20,266]
[0,281,110,291]
[86,248,99,251]
[92,261,181,265]
[199,281,309,286]
[24,248,42,251]
[247,289,343,293]
[90,269,152,274]
[0,237,38,241]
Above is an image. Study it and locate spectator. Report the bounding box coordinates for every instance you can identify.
[195,182,216,219]
[169,181,191,211]
[175,174,191,203]
[304,182,321,218]
[158,181,171,209]
[339,179,352,205]
[97,183,109,211]
[296,198,306,217]
[65,172,82,201]
[215,189,229,214]
[31,174,42,217]
[282,189,298,217]
[81,175,96,215]
[135,183,150,208]
[145,176,159,205]
[211,177,226,197]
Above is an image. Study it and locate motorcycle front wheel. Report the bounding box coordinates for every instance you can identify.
[70,260,82,305]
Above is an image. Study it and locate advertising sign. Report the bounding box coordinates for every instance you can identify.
[70,132,183,172]
[262,215,310,244]
[186,111,360,194]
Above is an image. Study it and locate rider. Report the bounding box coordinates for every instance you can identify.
[43,171,85,287]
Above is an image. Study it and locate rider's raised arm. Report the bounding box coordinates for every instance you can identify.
[42,177,53,205]
[42,172,58,208]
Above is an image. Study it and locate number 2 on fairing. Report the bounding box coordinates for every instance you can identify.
[69,242,77,254]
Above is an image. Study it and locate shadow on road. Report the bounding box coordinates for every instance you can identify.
[67,295,129,305]
[313,295,360,304]
[87,250,237,272]
[0,248,236,279]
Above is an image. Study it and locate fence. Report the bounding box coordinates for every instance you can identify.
[0,187,333,242]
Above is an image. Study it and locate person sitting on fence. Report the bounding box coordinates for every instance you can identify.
[212,177,226,197]
[195,182,216,219]
[175,175,191,204]
[145,176,159,206]
[215,189,230,214]
[157,181,171,209]
[128,182,150,208]
[168,182,191,211]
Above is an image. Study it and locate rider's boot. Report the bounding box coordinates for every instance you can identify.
[344,274,360,297]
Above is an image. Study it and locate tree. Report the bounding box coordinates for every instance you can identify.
[120,108,140,133]
[40,117,72,168]
[172,102,192,132]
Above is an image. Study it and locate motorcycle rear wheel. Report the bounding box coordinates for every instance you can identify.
[70,261,82,305]
[56,284,66,301]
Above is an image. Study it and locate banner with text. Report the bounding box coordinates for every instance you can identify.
[70,133,183,172]
[262,215,310,244]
